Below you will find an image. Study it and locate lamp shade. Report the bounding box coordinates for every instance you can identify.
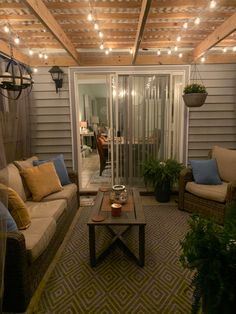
[80,121,87,128]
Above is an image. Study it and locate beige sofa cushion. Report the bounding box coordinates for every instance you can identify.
[14,156,38,199]
[212,146,236,182]
[186,181,228,203]
[42,183,77,205]
[21,217,56,262]
[0,163,26,201]
[26,199,67,222]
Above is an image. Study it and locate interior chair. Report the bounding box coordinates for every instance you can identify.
[178,145,236,224]
[94,132,110,176]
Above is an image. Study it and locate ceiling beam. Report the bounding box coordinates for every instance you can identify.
[24,0,80,64]
[132,0,152,65]
[193,12,236,60]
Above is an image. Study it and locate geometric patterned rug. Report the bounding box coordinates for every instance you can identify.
[29,205,193,314]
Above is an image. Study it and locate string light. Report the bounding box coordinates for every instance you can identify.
[174,46,178,52]
[98,31,103,38]
[94,23,99,30]
[223,47,227,53]
[39,52,43,58]
[233,46,236,52]
[44,54,48,60]
[109,47,112,52]
[210,0,216,9]
[157,49,161,56]
[29,49,34,56]
[87,13,93,21]
[129,48,133,54]
[177,35,181,42]
[33,68,38,73]
[105,49,109,55]
[178,53,183,58]
[201,56,205,63]
[3,25,10,33]
[168,48,172,55]
[183,22,188,29]
[14,36,20,44]
[195,17,200,25]
[100,43,104,50]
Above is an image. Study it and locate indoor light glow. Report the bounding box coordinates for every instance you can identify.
[195,17,200,25]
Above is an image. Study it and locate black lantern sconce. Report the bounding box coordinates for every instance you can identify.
[48,66,64,93]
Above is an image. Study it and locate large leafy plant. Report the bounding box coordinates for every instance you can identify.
[183,83,207,94]
[180,203,236,314]
[143,158,183,189]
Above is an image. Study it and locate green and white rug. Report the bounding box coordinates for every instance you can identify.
[29,205,193,314]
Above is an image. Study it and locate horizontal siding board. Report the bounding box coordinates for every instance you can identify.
[190,103,235,111]
[31,107,70,115]
[32,116,71,123]
[204,80,236,88]
[32,138,72,145]
[33,91,69,99]
[33,146,72,153]
[31,130,71,138]
[189,134,236,141]
[30,123,71,130]
[190,70,236,80]
[188,142,236,149]
[205,87,236,95]
[189,126,236,134]
[189,111,234,119]
[189,119,236,126]
[204,95,236,103]
[33,83,69,92]
[32,99,70,107]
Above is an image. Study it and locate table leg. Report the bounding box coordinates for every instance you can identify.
[89,225,96,267]
[139,225,145,267]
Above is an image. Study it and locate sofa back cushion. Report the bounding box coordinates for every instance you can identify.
[14,156,39,199]
[0,163,26,202]
[212,146,236,182]
[21,162,63,201]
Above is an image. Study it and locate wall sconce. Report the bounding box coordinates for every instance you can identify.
[48,66,64,93]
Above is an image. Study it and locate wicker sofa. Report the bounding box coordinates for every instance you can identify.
[0,156,79,313]
[178,146,236,224]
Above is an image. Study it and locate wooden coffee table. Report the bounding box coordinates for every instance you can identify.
[87,188,146,267]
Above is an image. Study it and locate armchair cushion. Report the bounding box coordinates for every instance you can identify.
[212,146,236,182]
[186,181,228,203]
[190,159,222,185]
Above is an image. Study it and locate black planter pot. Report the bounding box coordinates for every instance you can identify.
[155,181,171,202]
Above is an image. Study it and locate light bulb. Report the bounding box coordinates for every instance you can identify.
[183,22,188,29]
[109,47,112,52]
[3,25,9,33]
[39,52,43,58]
[223,47,227,53]
[29,49,33,56]
[87,13,93,21]
[98,31,103,38]
[178,53,183,58]
[177,35,181,42]
[14,36,20,44]
[105,49,109,55]
[33,68,38,73]
[100,43,104,50]
[44,54,48,59]
[233,46,236,52]
[94,23,99,30]
[210,0,216,9]
[157,49,161,56]
[195,17,200,25]
[201,56,205,63]
[129,48,133,55]
[174,46,178,52]
[168,49,171,55]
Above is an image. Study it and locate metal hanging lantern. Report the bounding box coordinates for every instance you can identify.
[48,66,64,93]
[0,57,34,100]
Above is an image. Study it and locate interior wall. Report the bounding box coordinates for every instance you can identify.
[188,63,236,160]
[31,67,73,170]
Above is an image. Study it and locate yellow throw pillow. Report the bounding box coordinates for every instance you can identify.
[21,162,63,201]
[0,183,31,230]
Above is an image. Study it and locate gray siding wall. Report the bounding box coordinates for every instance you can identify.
[188,64,236,160]
[31,67,73,170]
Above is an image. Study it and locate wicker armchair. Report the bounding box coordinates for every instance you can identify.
[178,146,236,225]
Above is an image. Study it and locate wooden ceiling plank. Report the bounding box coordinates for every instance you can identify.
[23,0,80,64]
[132,0,152,65]
[0,39,30,64]
[193,12,236,60]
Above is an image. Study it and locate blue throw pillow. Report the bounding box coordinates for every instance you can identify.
[190,159,222,185]
[33,154,71,186]
[0,201,18,232]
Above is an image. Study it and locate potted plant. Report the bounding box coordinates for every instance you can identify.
[143,158,183,202]
[183,83,208,107]
[180,204,236,314]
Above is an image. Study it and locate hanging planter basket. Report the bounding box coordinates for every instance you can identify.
[183,92,208,108]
